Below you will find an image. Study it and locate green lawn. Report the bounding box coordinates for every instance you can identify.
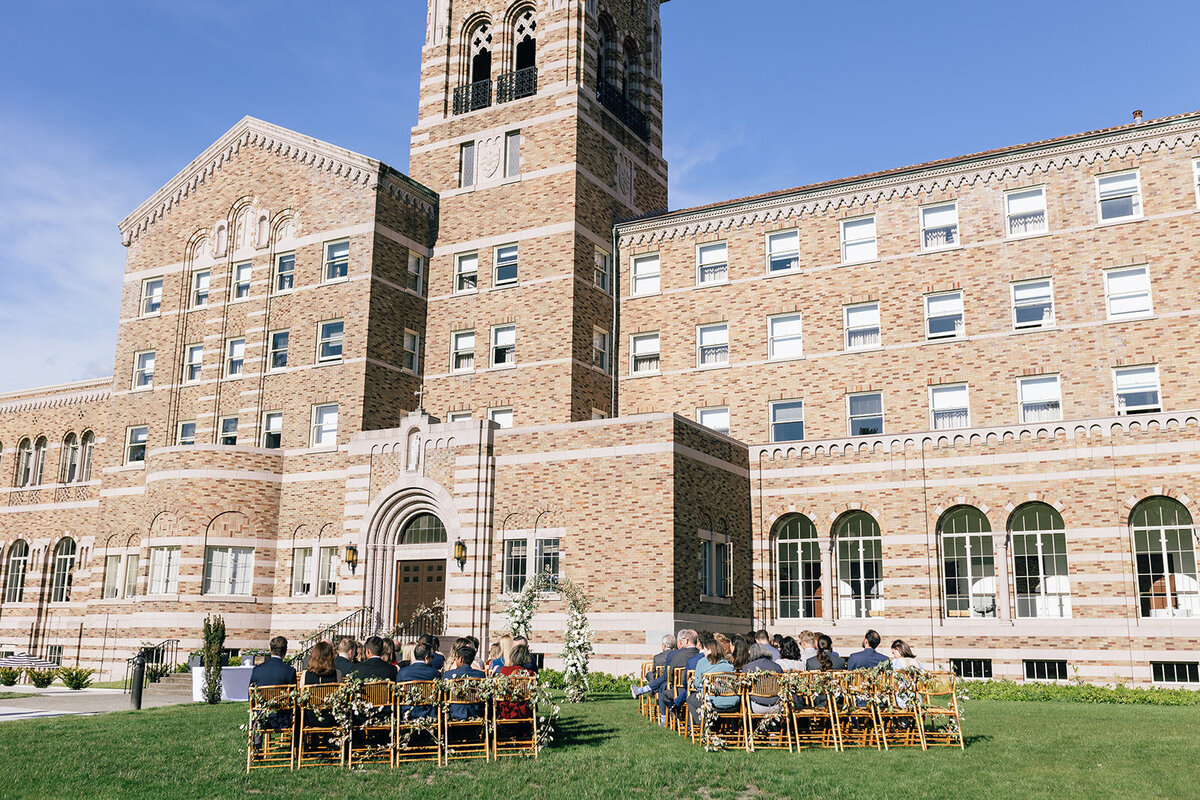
[0,695,1196,799]
[0,692,34,700]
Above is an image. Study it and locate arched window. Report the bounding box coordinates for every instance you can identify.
[835,512,882,618]
[79,431,95,482]
[1009,503,1070,618]
[469,21,493,84]
[597,17,619,90]
[940,506,995,618]
[15,439,33,487]
[622,37,641,105]
[3,540,29,603]
[775,514,821,618]
[401,513,447,544]
[513,7,536,72]
[50,538,76,603]
[60,433,80,484]
[1131,497,1198,618]
[31,437,47,486]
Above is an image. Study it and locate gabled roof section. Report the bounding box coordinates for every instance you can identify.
[118,116,437,245]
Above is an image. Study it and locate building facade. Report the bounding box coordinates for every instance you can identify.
[1,0,1199,685]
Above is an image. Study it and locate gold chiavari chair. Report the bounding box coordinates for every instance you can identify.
[296,683,344,768]
[442,677,490,765]
[348,680,396,767]
[246,684,296,771]
[744,672,791,752]
[395,680,442,763]
[875,671,924,750]
[835,671,883,751]
[638,662,657,720]
[491,674,538,759]
[917,671,964,750]
[787,672,840,751]
[700,672,747,751]
[670,665,690,734]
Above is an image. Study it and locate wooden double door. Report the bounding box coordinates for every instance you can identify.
[394,560,446,628]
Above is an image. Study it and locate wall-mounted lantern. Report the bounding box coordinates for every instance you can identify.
[343,544,359,575]
[453,539,467,571]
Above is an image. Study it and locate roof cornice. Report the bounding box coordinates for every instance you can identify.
[118,117,436,246]
[0,377,112,415]
[617,112,1200,247]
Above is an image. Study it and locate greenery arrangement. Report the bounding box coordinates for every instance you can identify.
[145,663,172,684]
[537,668,636,694]
[557,578,594,703]
[58,666,95,690]
[0,666,20,686]
[25,668,58,688]
[967,677,1200,706]
[201,615,226,704]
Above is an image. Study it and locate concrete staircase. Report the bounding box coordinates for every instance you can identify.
[143,670,193,701]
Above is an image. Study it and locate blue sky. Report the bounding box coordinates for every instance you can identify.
[1,0,1197,392]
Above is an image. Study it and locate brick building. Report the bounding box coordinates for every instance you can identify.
[1,0,1199,684]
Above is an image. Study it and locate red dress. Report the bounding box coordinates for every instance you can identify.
[497,665,534,719]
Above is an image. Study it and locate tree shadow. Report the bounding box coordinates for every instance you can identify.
[554,716,618,748]
[963,733,994,748]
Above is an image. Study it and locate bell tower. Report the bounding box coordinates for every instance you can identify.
[411,0,669,425]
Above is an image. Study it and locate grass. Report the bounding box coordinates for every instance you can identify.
[0,694,1197,799]
[0,692,34,700]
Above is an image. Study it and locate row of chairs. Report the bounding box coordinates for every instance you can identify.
[638,663,964,752]
[246,676,539,771]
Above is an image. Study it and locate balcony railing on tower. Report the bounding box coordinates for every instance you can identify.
[596,80,648,140]
[453,79,493,115]
[497,67,537,103]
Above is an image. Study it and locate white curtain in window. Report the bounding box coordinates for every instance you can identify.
[922,204,957,229]
[768,231,798,254]
[698,325,728,347]
[1099,172,1139,198]
[1008,188,1045,214]
[1013,280,1051,303]
[927,293,963,316]
[698,243,726,265]
[632,334,658,355]
[1115,366,1157,392]
[932,384,968,410]
[1019,376,1060,403]
[773,401,804,423]
[846,304,879,328]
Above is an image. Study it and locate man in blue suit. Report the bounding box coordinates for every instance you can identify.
[249,636,297,687]
[443,644,486,720]
[397,642,440,719]
[846,630,890,670]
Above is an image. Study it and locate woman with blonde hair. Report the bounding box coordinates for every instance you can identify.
[400,640,417,668]
[490,632,513,674]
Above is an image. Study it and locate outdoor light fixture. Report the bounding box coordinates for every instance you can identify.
[453,538,467,570]
[343,544,359,574]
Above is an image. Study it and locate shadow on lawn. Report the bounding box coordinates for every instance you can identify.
[963,734,994,748]
[554,716,618,748]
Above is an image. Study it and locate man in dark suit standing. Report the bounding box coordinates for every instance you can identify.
[335,637,358,675]
[659,629,699,726]
[847,629,890,670]
[347,636,398,681]
[442,644,486,721]
[249,636,297,687]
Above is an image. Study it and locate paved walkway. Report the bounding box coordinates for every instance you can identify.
[0,684,196,721]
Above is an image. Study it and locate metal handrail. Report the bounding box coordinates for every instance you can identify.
[122,638,180,693]
[453,79,493,114]
[289,606,376,666]
[497,67,537,103]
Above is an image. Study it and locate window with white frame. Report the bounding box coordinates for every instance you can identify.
[504,131,521,178]
[183,344,203,383]
[49,539,75,603]
[699,524,732,599]
[311,403,338,448]
[768,313,803,360]
[102,554,121,599]
[406,253,425,295]
[848,392,884,436]
[489,407,514,428]
[123,553,138,598]
[1006,187,1048,237]
[125,426,148,464]
[231,262,251,300]
[841,216,877,263]
[593,248,611,291]
[767,230,799,273]
[502,535,560,593]
[3,541,29,603]
[133,350,155,390]
[697,406,730,435]
[275,252,295,293]
[1114,365,1161,415]
[931,383,969,430]
[491,324,516,368]
[317,320,344,363]
[494,244,518,286]
[451,330,475,372]
[1097,171,1142,222]
[402,330,420,373]
[941,506,996,618]
[324,240,349,282]
[261,411,283,449]
[460,141,476,187]
[1018,375,1062,423]
[770,399,805,442]
[925,291,964,340]
[177,421,196,446]
[219,416,238,446]
[697,242,728,285]
[1132,497,1198,618]
[835,511,883,618]
[292,547,313,595]
[225,338,245,377]
[191,270,210,308]
[1194,159,1200,207]
[1013,279,1055,329]
[203,546,254,596]
[455,253,478,293]
[447,410,472,423]
[1104,265,1153,318]
[630,332,660,374]
[697,323,729,367]
[844,302,880,349]
[268,330,289,371]
[1010,503,1071,618]
[318,546,338,595]
[631,253,660,295]
[921,202,959,250]
[141,278,163,316]
[592,328,609,372]
[148,546,180,595]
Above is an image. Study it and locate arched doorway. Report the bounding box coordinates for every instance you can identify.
[393,513,448,632]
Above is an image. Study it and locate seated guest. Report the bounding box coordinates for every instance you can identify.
[771,633,784,652]
[890,639,926,670]
[249,635,297,687]
[669,639,707,718]
[490,633,513,674]
[347,636,398,681]
[805,633,847,671]
[658,630,699,726]
[334,637,357,675]
[443,645,486,720]
[417,634,445,672]
[743,643,784,713]
[631,632,678,698]
[512,635,537,673]
[399,641,416,668]
[776,637,805,671]
[380,637,397,666]
[396,642,440,720]
[730,636,752,671]
[687,634,737,725]
[486,643,503,673]
[755,630,781,661]
[798,630,817,663]
[466,636,486,671]
[497,643,535,720]
[301,640,341,685]
[847,629,890,670]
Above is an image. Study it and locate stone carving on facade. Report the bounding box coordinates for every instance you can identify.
[615,151,635,203]
[479,135,503,179]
